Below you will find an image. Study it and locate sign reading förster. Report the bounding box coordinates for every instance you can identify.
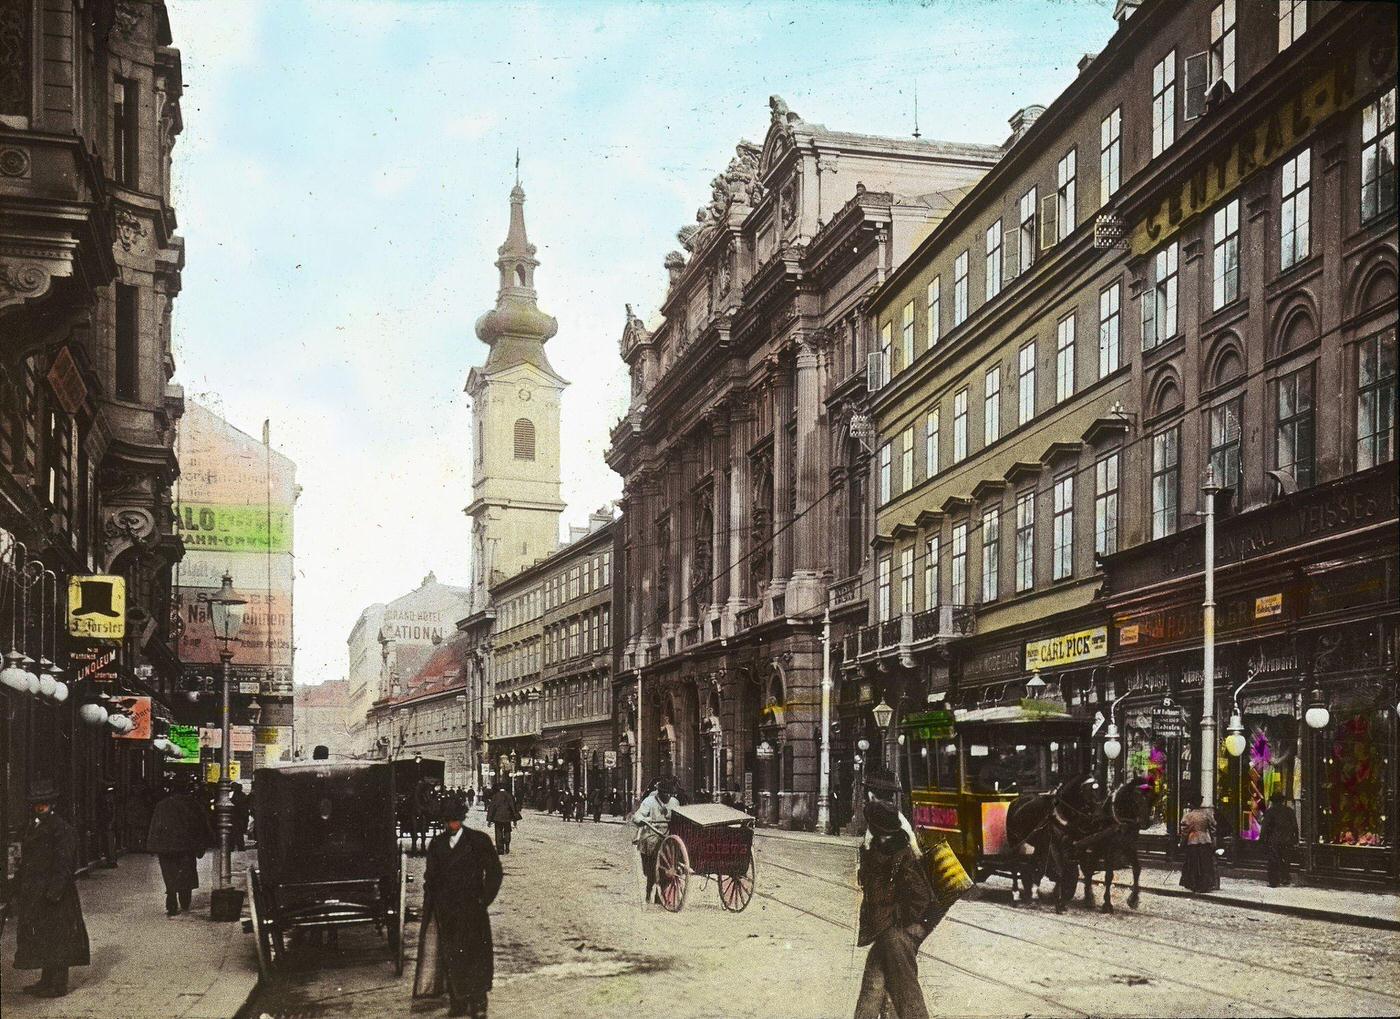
[67,575,126,640]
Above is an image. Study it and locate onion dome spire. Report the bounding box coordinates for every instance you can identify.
[475,175,559,372]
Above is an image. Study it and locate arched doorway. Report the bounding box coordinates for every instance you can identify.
[756,666,786,823]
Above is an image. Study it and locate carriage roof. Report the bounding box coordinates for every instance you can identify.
[670,802,755,827]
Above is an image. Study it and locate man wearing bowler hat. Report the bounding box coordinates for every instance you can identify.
[855,799,932,1019]
[12,779,90,997]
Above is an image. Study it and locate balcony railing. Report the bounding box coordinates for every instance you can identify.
[736,605,760,632]
[858,624,881,657]
[879,619,901,648]
[830,576,863,606]
[911,605,975,642]
[681,625,701,649]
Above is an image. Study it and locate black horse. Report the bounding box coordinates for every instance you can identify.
[1072,778,1151,913]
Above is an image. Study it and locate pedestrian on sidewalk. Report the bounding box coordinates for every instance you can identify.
[96,782,120,868]
[589,786,603,823]
[1258,791,1299,887]
[413,801,503,1018]
[1178,796,1220,893]
[12,779,90,998]
[146,777,212,916]
[854,799,931,1019]
[862,772,922,859]
[466,786,476,812]
[486,784,519,855]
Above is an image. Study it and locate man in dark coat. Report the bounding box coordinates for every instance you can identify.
[854,799,931,1019]
[1258,791,1300,887]
[13,779,90,997]
[413,801,503,1018]
[230,782,250,851]
[95,782,119,868]
[146,777,212,915]
[486,784,520,855]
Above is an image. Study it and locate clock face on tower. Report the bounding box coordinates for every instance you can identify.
[518,387,531,401]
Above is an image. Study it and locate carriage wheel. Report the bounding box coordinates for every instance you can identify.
[718,850,756,912]
[654,835,690,913]
[389,851,408,975]
[247,867,276,978]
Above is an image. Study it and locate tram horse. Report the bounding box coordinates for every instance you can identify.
[1004,775,1153,913]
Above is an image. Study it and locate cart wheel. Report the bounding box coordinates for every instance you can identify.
[718,850,756,912]
[654,835,689,913]
[389,851,408,975]
[247,867,276,978]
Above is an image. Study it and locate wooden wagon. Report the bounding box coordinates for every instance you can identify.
[246,761,408,977]
[651,802,756,913]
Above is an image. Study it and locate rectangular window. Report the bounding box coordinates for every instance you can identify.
[900,546,915,613]
[984,365,1001,445]
[1212,198,1241,310]
[1056,148,1076,241]
[1094,452,1120,557]
[901,300,915,370]
[951,523,967,606]
[1275,364,1314,487]
[901,426,914,493]
[985,220,1003,301]
[1360,87,1397,224]
[1280,148,1311,271]
[1278,0,1307,50]
[880,322,892,386]
[1142,241,1179,350]
[1052,475,1074,581]
[953,250,969,326]
[1210,0,1236,91]
[115,284,139,401]
[980,507,1000,604]
[924,536,939,609]
[602,551,611,586]
[1356,332,1398,470]
[602,604,611,644]
[1018,341,1036,425]
[1152,426,1181,538]
[1015,490,1035,593]
[1152,51,1176,157]
[113,77,137,186]
[953,389,968,462]
[1056,314,1075,403]
[1098,283,1120,378]
[879,442,891,503]
[926,277,941,348]
[1209,397,1243,495]
[925,408,940,478]
[1018,187,1037,275]
[878,556,892,622]
[1100,107,1121,205]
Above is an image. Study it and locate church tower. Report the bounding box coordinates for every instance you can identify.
[466,181,567,597]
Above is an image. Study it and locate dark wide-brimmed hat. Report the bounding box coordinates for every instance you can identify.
[865,799,903,837]
[440,801,467,823]
[26,778,60,804]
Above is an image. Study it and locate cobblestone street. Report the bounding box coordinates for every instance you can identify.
[241,812,1400,1019]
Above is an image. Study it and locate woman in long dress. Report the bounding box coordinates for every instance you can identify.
[1179,797,1220,892]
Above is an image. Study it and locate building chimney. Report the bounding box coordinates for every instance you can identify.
[1077,52,1098,74]
[1113,0,1142,24]
[1005,104,1047,147]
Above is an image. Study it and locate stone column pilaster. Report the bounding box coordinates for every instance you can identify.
[713,411,732,609]
[727,406,752,616]
[787,336,825,614]
[771,363,794,595]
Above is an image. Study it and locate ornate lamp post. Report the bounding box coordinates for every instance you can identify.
[200,572,246,918]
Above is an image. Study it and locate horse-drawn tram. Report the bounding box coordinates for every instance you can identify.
[900,706,1092,882]
[246,761,409,976]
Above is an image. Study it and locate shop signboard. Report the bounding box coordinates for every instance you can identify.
[903,710,955,739]
[200,727,222,749]
[230,726,255,753]
[1150,705,1188,738]
[170,725,200,760]
[1025,626,1108,671]
[1020,697,1068,717]
[70,645,118,681]
[603,750,617,768]
[206,762,241,783]
[67,575,125,640]
[111,696,151,740]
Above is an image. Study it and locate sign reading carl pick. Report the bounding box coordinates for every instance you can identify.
[67,575,125,640]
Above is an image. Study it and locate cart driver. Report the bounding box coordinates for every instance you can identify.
[632,777,680,904]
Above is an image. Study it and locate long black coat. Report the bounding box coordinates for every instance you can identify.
[14,813,90,970]
[412,827,503,1001]
[856,835,930,947]
[146,792,211,853]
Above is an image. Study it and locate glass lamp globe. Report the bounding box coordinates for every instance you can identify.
[78,702,106,726]
[38,671,56,698]
[22,656,40,694]
[52,680,69,704]
[1223,712,1247,757]
[856,738,870,752]
[1303,690,1330,730]
[153,737,170,753]
[0,649,28,692]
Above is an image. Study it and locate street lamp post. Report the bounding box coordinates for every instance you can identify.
[201,572,246,919]
[1200,464,1224,808]
[818,602,832,834]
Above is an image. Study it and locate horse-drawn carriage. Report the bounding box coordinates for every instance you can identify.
[246,761,409,976]
[649,803,757,913]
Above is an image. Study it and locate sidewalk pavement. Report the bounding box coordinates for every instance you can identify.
[1,849,259,1019]
[752,825,1400,931]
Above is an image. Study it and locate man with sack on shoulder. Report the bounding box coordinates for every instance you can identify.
[854,799,932,1019]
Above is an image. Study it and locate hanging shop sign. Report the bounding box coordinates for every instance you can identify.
[902,710,955,740]
[70,646,118,681]
[1150,704,1189,737]
[1254,593,1284,619]
[67,575,125,640]
[111,696,152,740]
[1025,626,1108,671]
[603,750,617,768]
[169,724,200,760]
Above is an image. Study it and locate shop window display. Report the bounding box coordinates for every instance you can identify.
[1124,725,1170,835]
[1233,713,1296,842]
[1325,710,1390,847]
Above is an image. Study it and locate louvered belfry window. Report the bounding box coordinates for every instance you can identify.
[513,417,535,460]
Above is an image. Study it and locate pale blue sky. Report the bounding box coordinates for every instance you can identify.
[166,0,1116,686]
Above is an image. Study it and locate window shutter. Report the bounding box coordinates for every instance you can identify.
[1006,219,1020,281]
[866,351,882,391]
[1184,51,1208,121]
[1040,194,1058,251]
[1141,284,1157,350]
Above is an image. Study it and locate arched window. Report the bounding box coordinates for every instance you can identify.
[515,265,529,287]
[513,418,536,460]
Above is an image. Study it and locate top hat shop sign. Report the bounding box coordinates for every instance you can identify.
[67,575,126,640]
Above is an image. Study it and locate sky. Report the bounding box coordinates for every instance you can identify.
[164,0,1118,688]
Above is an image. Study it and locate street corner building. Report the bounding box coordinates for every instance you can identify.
[606,94,1006,829]
[860,0,1397,882]
[2,1,194,883]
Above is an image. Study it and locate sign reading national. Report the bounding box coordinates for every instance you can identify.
[1025,626,1108,671]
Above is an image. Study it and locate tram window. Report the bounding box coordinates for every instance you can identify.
[969,744,990,757]
[905,735,959,790]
